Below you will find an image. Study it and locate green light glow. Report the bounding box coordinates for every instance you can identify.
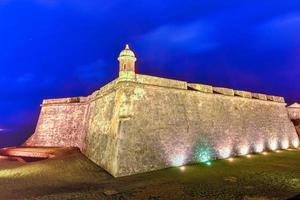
[206,161,212,166]
[194,144,213,163]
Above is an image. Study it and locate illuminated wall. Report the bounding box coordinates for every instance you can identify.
[24,97,89,149]
[111,81,298,176]
[288,104,300,136]
[25,75,299,177]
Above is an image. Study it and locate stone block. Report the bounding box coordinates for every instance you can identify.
[213,87,234,96]
[252,93,267,100]
[187,83,213,93]
[267,95,285,103]
[234,90,252,98]
[136,74,187,90]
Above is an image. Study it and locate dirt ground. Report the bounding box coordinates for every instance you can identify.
[1,149,300,200]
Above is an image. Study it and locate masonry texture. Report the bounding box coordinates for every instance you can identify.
[24,45,300,177]
[287,103,300,136]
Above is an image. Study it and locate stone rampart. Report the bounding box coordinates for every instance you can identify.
[24,79,118,150]
[25,74,298,177]
[83,89,119,175]
[25,100,89,150]
[109,81,298,176]
[287,104,300,135]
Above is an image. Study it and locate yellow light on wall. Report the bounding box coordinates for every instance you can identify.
[239,146,249,155]
[218,147,231,159]
[281,140,289,149]
[172,154,186,167]
[255,144,264,153]
[292,139,299,148]
[269,140,278,151]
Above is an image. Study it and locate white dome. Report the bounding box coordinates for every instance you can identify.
[118,44,136,61]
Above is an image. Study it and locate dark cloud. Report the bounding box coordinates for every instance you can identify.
[139,20,218,54]
[256,13,300,49]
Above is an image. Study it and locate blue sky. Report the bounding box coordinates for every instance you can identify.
[0,1,300,146]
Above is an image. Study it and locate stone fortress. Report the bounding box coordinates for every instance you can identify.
[25,45,300,177]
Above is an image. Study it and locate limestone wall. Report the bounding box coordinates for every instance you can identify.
[112,81,299,176]
[25,74,298,177]
[25,99,89,149]
[288,107,300,120]
[24,79,118,150]
[287,105,300,135]
[83,90,119,175]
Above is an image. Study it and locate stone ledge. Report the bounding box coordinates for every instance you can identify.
[234,90,252,98]
[187,83,213,93]
[213,87,234,96]
[43,97,87,105]
[136,74,187,90]
[252,93,267,100]
[267,95,285,103]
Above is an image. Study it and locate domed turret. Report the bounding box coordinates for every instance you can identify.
[118,44,137,81]
[118,44,136,60]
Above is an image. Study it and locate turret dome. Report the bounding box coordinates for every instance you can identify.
[118,44,136,61]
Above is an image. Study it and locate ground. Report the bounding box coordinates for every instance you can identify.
[1,149,300,200]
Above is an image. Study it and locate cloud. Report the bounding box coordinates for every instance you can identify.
[255,13,300,49]
[138,19,218,54]
[0,128,6,132]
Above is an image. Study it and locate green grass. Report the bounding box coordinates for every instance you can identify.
[1,149,300,200]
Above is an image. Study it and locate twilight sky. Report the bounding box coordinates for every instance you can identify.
[0,1,300,147]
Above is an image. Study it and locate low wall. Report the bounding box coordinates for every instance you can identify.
[113,81,299,176]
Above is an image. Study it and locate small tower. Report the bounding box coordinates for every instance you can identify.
[118,44,137,81]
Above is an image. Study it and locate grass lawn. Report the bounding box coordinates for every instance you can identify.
[1,149,300,200]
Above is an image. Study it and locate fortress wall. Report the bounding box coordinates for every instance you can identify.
[83,87,120,175]
[24,79,118,150]
[287,107,300,135]
[24,99,89,149]
[113,81,299,176]
[88,79,118,101]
